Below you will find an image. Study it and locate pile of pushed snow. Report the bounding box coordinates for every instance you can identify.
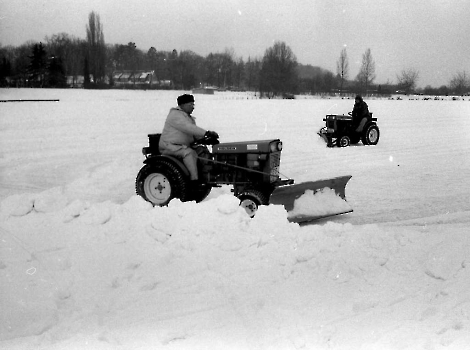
[288,187,352,219]
[1,188,470,349]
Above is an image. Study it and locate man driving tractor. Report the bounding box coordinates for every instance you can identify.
[351,95,370,132]
[159,94,219,190]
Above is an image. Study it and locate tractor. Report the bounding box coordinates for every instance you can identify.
[135,133,352,223]
[318,112,380,147]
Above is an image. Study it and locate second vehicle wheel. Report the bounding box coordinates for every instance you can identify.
[337,135,351,147]
[238,189,269,218]
[135,160,188,206]
[362,124,380,145]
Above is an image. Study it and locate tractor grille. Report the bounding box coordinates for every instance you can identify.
[270,152,280,182]
[326,118,336,130]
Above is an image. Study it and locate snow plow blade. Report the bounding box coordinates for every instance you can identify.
[269,175,353,223]
[317,128,328,142]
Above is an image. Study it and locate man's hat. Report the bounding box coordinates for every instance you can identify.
[177,94,195,105]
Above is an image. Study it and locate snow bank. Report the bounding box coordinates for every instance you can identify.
[2,89,470,349]
[1,188,470,349]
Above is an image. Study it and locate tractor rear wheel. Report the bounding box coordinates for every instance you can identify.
[362,124,380,145]
[238,189,269,217]
[135,160,188,206]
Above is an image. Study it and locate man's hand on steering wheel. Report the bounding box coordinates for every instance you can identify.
[205,130,219,139]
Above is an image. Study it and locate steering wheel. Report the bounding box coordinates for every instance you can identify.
[193,134,219,146]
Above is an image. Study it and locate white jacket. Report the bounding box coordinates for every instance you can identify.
[159,107,206,149]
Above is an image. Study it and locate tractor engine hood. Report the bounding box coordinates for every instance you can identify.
[212,139,283,154]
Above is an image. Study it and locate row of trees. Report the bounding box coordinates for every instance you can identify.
[0,12,107,88]
[1,11,469,96]
[336,47,470,96]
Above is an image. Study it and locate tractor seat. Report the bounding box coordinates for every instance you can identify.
[142,133,162,156]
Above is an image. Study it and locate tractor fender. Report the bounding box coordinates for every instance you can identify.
[356,120,376,135]
[361,121,379,135]
[356,117,369,132]
[365,120,377,128]
[143,155,190,177]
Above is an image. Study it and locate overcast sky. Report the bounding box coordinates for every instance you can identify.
[1,0,469,88]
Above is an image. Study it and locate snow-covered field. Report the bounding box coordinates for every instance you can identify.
[1,88,470,349]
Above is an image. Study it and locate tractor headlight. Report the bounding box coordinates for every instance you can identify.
[270,141,283,152]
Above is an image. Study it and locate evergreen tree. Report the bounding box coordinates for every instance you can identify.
[47,56,66,87]
[84,56,90,86]
[28,42,48,87]
[0,57,12,86]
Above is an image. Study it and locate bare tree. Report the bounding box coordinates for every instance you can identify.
[175,50,201,90]
[233,57,245,89]
[202,50,235,88]
[86,11,106,83]
[45,33,70,74]
[396,68,419,94]
[356,48,376,95]
[245,56,261,92]
[336,48,349,95]
[260,41,298,98]
[449,71,469,95]
[220,48,236,88]
[147,47,157,74]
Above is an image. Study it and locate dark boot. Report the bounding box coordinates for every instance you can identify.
[187,180,208,201]
[189,179,207,192]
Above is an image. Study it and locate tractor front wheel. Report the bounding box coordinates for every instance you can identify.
[337,136,351,147]
[238,189,269,218]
